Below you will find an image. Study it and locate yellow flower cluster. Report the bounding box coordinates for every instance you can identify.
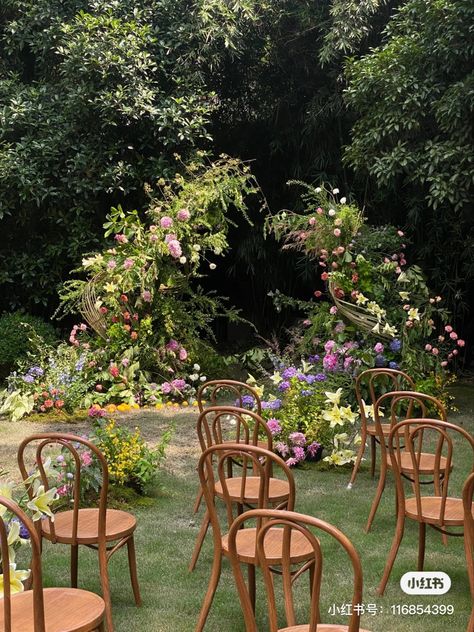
[98,419,143,484]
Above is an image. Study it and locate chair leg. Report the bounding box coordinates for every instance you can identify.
[193,486,204,514]
[370,435,377,478]
[71,544,79,588]
[98,546,114,632]
[97,621,106,632]
[195,552,222,632]
[377,517,405,596]
[365,458,387,533]
[189,510,210,572]
[127,535,142,606]
[347,426,367,488]
[417,522,426,571]
[248,564,256,613]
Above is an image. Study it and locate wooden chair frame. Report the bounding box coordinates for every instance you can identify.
[196,380,262,415]
[348,368,415,488]
[0,495,105,632]
[365,390,448,532]
[228,508,371,632]
[463,472,474,632]
[17,433,141,632]
[378,419,474,595]
[189,406,275,572]
[195,443,298,632]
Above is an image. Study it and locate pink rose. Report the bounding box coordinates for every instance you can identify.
[441,361,448,367]
[445,325,453,333]
[449,331,458,340]
[397,230,404,237]
[431,348,439,355]
[321,272,329,281]
[453,349,459,356]
[316,207,323,215]
[333,228,341,237]
[329,306,338,315]
[168,239,182,258]
[142,290,152,302]
[308,217,316,226]
[179,347,188,361]
[457,339,465,347]
[425,344,432,351]
[374,343,384,354]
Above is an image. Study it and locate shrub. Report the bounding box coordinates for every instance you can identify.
[0,312,57,377]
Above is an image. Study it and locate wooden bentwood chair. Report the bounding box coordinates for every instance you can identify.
[189,406,282,572]
[195,443,311,632]
[365,391,450,533]
[348,368,415,489]
[0,495,105,632]
[229,509,372,632]
[192,380,263,515]
[463,472,474,632]
[18,433,142,632]
[378,419,474,595]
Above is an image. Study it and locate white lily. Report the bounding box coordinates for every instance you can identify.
[0,564,31,598]
[0,482,14,517]
[324,388,343,406]
[26,485,58,522]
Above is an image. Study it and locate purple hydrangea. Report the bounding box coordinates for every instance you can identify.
[375,355,387,368]
[308,354,320,363]
[281,367,298,379]
[305,375,317,384]
[301,389,313,396]
[161,382,172,394]
[289,432,306,447]
[261,399,282,410]
[236,395,255,409]
[389,361,399,369]
[267,418,282,436]
[171,379,186,390]
[278,381,290,392]
[389,339,402,353]
[315,373,327,381]
[22,374,35,383]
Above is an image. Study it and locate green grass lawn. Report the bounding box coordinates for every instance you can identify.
[5,384,474,632]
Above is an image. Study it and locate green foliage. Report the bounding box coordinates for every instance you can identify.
[0,312,57,376]
[344,0,474,317]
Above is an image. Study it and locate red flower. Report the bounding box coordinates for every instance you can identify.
[55,400,64,408]
[130,331,138,341]
[123,311,131,320]
[99,306,108,314]
[351,274,359,283]
[120,294,128,303]
[314,290,322,298]
[132,313,139,321]
[44,399,54,409]
[109,365,120,378]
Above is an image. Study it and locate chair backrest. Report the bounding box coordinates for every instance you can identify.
[228,508,364,632]
[0,496,45,632]
[197,380,262,414]
[198,443,295,541]
[17,433,109,546]
[355,368,415,429]
[388,419,474,524]
[196,406,273,453]
[463,472,474,632]
[373,390,447,459]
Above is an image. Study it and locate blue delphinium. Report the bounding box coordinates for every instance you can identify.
[389,361,399,369]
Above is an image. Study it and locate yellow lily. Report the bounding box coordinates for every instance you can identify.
[0,564,31,598]
[383,322,398,337]
[324,388,343,406]
[408,307,420,321]
[355,293,368,305]
[0,481,14,517]
[26,485,58,522]
[323,405,345,428]
[340,405,358,424]
[399,291,410,300]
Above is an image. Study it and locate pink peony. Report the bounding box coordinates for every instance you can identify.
[324,340,336,352]
[142,290,152,302]
[177,209,190,221]
[333,228,341,237]
[179,347,188,361]
[168,239,182,258]
[329,306,338,315]
[81,452,93,467]
[267,418,282,435]
[374,342,384,354]
[160,216,173,228]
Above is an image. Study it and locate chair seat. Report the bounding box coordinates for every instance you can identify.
[389,452,451,474]
[215,477,290,504]
[280,625,371,631]
[405,496,472,525]
[0,587,105,632]
[42,508,136,544]
[222,527,314,565]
